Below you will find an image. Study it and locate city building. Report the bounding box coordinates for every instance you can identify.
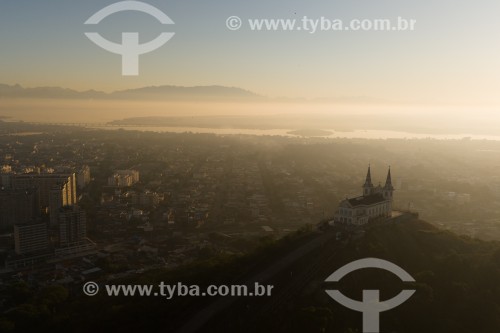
[131,191,161,207]
[77,165,91,189]
[334,166,394,225]
[0,188,38,228]
[0,173,12,188]
[107,170,140,187]
[14,222,49,255]
[49,180,77,226]
[58,206,87,247]
[12,173,77,214]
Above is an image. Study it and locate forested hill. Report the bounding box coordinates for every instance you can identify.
[2,219,500,333]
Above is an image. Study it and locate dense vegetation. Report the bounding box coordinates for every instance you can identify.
[237,220,500,333]
[2,220,500,332]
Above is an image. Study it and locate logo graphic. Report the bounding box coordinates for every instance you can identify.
[325,258,416,333]
[84,1,175,76]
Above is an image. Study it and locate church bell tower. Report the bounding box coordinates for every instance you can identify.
[383,167,394,200]
[362,165,374,196]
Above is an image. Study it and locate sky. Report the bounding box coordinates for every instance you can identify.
[1,0,500,105]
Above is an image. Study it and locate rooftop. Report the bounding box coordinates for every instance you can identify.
[347,193,386,207]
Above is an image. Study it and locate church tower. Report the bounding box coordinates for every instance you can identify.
[383,167,394,200]
[362,165,374,196]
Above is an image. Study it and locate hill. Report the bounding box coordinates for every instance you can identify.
[202,219,500,332]
[1,219,500,332]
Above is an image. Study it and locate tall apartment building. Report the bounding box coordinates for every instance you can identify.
[58,206,87,247]
[12,173,77,208]
[14,222,49,255]
[0,187,38,228]
[12,173,77,223]
[77,165,91,189]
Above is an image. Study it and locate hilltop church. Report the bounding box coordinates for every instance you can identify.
[334,166,394,225]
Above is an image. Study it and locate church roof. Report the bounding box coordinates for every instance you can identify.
[347,193,386,207]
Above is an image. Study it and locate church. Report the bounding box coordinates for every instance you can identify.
[334,166,394,225]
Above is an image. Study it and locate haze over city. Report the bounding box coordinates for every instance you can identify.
[2,1,500,333]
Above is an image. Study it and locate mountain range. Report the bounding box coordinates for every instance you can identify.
[0,83,263,101]
[0,83,392,104]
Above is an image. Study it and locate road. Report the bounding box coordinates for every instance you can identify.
[176,229,339,333]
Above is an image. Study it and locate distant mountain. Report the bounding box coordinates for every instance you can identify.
[110,85,261,100]
[0,83,106,99]
[0,83,263,101]
[0,83,393,104]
